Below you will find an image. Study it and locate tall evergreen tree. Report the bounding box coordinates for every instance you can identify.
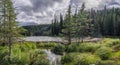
[0,0,23,62]
[75,3,93,42]
[59,13,63,33]
[62,5,73,44]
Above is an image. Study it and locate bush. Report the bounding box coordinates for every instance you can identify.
[95,47,112,60]
[0,46,8,59]
[19,42,36,52]
[61,53,75,64]
[52,44,65,55]
[78,43,101,53]
[0,43,50,65]
[112,51,120,59]
[113,44,120,51]
[75,53,101,65]
[62,53,101,65]
[96,60,115,65]
[65,44,79,53]
[104,38,120,47]
[107,40,120,46]
[0,46,9,65]
[37,42,57,49]
[29,50,50,65]
[65,43,101,53]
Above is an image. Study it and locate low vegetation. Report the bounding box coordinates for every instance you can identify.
[0,38,120,65]
[52,38,120,65]
[0,42,50,65]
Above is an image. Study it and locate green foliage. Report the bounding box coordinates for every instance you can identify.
[22,24,52,36]
[96,60,115,65]
[0,43,50,65]
[37,42,57,49]
[0,0,24,45]
[0,38,120,65]
[61,38,120,65]
[95,47,112,60]
[112,51,120,59]
[62,53,101,65]
[52,44,65,55]
[78,43,101,53]
[104,38,120,47]
[0,46,9,64]
[61,53,75,64]
[0,0,25,63]
[65,43,101,53]
[102,38,120,51]
[29,50,50,65]
[18,42,36,52]
[65,43,79,53]
[75,53,101,65]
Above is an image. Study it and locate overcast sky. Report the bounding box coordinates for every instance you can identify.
[12,0,120,25]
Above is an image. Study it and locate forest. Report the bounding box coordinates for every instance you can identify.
[0,0,120,65]
[23,5,120,37]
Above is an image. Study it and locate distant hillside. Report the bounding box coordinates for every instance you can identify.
[19,22,38,26]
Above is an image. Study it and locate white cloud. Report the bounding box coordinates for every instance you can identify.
[12,0,120,25]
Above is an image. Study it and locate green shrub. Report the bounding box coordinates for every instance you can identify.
[13,52,30,65]
[95,47,112,60]
[111,40,120,46]
[46,43,57,47]
[107,40,120,47]
[61,53,75,64]
[115,60,120,65]
[37,43,45,48]
[113,44,120,51]
[37,42,57,49]
[0,46,9,65]
[78,43,101,53]
[112,51,120,59]
[52,44,65,55]
[0,46,8,59]
[0,43,50,65]
[62,53,101,65]
[104,38,120,47]
[96,60,115,65]
[19,42,36,52]
[65,43,101,53]
[65,44,79,53]
[75,53,101,65]
[29,50,50,65]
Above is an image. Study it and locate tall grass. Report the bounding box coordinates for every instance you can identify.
[0,42,50,65]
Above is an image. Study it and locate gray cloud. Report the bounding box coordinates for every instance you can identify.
[30,0,62,12]
[12,0,120,25]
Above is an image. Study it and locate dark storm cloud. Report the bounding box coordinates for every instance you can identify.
[19,0,63,15]
[12,0,69,24]
[30,0,62,12]
[12,0,120,25]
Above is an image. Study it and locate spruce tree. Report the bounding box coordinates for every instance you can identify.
[0,0,23,62]
[62,5,73,44]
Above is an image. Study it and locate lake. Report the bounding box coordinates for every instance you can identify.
[24,36,63,42]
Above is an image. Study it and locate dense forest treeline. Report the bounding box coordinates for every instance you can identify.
[22,6,120,37]
[52,6,120,37]
[22,24,51,36]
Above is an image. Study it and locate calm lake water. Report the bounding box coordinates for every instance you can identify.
[24,36,63,42]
